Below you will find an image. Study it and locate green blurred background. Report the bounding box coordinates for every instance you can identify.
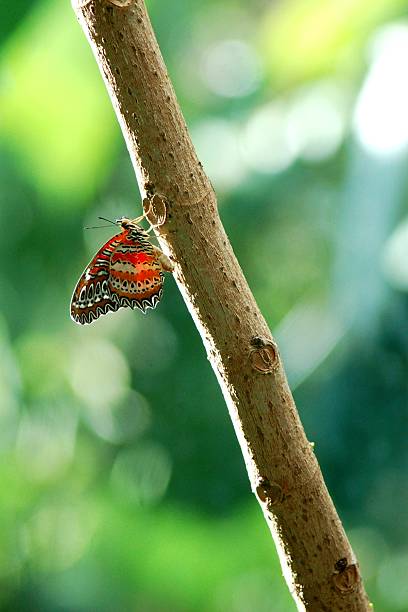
[1,0,408,610]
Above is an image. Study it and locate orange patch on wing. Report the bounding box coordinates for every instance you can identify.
[136,269,160,282]
[111,251,154,266]
[111,269,161,283]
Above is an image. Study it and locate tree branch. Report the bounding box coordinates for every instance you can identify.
[72,1,371,609]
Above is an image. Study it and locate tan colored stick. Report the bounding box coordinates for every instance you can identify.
[72,1,371,609]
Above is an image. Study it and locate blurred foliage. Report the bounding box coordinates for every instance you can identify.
[1,0,408,610]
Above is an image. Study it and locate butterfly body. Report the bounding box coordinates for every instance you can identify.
[71,217,173,325]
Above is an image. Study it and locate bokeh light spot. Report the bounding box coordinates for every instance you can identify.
[287,80,348,161]
[382,217,408,291]
[377,552,408,610]
[83,389,151,444]
[240,103,295,174]
[22,501,98,572]
[201,39,261,98]
[354,24,408,156]
[111,443,172,506]
[192,118,245,190]
[16,403,77,482]
[69,338,130,412]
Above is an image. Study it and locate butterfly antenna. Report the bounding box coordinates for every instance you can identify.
[97,216,119,226]
[84,223,117,230]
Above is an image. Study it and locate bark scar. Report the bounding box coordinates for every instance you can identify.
[143,193,168,228]
[332,559,360,593]
[249,336,279,374]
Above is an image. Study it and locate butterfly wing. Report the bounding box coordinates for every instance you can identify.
[108,232,164,313]
[71,227,165,325]
[70,232,123,325]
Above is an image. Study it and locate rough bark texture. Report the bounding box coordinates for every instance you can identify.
[72,1,371,610]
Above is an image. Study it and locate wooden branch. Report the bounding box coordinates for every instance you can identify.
[72,1,371,609]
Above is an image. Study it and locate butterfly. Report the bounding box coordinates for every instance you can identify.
[70,216,173,325]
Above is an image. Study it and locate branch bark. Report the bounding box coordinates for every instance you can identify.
[72,1,371,609]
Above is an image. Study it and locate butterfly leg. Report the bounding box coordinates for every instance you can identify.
[131,212,148,224]
[152,245,174,272]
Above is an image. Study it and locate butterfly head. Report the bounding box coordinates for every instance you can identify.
[116,217,150,240]
[117,216,145,231]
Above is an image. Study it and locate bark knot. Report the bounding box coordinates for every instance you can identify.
[249,336,279,374]
[332,558,360,594]
[143,193,168,227]
[256,479,284,508]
